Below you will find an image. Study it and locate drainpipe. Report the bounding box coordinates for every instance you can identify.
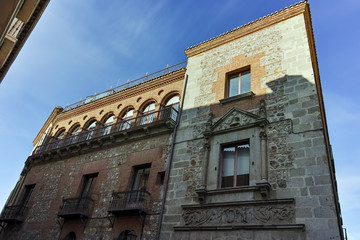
[155,74,188,240]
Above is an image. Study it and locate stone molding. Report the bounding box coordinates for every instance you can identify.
[219,91,255,105]
[209,107,268,135]
[175,199,305,231]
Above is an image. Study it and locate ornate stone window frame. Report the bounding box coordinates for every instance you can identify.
[198,105,271,202]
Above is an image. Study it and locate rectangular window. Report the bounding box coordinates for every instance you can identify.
[131,165,151,191]
[221,142,250,188]
[18,184,35,206]
[80,173,98,198]
[227,70,251,97]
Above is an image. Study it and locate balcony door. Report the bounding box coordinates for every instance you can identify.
[128,166,150,207]
[140,103,156,125]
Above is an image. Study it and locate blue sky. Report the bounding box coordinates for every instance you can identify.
[0,0,359,238]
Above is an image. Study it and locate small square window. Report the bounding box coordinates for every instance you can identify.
[227,70,251,97]
[221,142,250,188]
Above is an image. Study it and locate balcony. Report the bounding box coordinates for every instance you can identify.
[57,197,94,219]
[108,190,151,216]
[32,106,178,157]
[0,205,27,223]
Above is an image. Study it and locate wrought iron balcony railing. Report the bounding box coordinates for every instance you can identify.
[57,197,94,219]
[0,205,27,223]
[108,189,151,216]
[33,106,178,155]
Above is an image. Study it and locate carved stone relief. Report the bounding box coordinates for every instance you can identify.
[181,203,294,226]
[211,108,262,132]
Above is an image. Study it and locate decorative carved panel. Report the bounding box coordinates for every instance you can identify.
[211,107,266,133]
[181,199,295,226]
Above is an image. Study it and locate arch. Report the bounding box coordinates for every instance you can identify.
[117,230,137,240]
[101,113,115,135]
[139,99,157,113]
[69,123,81,134]
[54,128,66,139]
[63,232,76,240]
[83,118,98,140]
[84,118,97,130]
[139,99,157,125]
[68,123,81,144]
[161,91,180,105]
[162,92,180,111]
[119,106,135,130]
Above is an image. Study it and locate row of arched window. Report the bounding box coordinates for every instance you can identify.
[52,94,180,142]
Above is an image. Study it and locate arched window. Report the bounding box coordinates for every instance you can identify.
[85,120,97,140]
[56,129,66,140]
[54,129,66,149]
[164,94,180,121]
[118,230,137,240]
[165,95,180,111]
[69,125,81,144]
[63,232,76,240]
[120,108,134,130]
[102,114,115,135]
[140,102,156,125]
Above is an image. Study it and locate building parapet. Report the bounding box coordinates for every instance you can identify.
[63,61,187,111]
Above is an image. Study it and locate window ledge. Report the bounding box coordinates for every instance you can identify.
[219,91,255,105]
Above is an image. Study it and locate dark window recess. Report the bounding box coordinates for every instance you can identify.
[157,171,165,185]
[221,142,250,188]
[131,165,150,191]
[80,173,98,198]
[118,230,137,240]
[63,232,76,240]
[19,184,35,206]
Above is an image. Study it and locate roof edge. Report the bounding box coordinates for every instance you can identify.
[33,106,63,147]
[184,1,308,58]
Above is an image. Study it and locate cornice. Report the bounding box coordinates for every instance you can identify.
[33,106,63,146]
[55,68,186,122]
[185,1,308,58]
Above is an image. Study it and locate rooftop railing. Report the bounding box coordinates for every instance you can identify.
[63,61,187,111]
[33,106,178,155]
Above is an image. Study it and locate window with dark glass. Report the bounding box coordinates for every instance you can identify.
[221,142,250,188]
[128,165,150,205]
[131,165,150,191]
[227,70,251,97]
[19,184,35,207]
[80,173,98,199]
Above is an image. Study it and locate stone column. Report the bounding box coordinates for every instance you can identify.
[260,130,268,181]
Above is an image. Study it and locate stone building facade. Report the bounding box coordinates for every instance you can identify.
[0,1,343,240]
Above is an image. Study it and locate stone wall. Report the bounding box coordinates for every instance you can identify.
[160,13,340,240]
